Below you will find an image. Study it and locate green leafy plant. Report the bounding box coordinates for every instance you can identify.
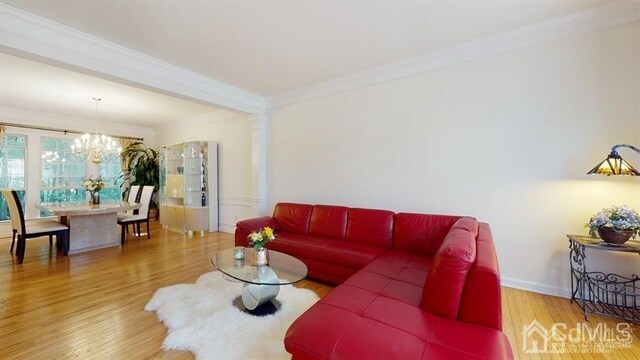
[119,142,159,209]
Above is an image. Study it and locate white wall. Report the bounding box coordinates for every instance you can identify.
[156,112,253,233]
[267,23,640,297]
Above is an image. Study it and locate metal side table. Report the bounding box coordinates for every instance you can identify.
[568,234,640,323]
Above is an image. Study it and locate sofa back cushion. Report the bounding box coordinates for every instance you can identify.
[393,213,462,255]
[345,208,395,248]
[273,203,313,234]
[421,217,478,319]
[308,205,349,240]
[458,222,503,330]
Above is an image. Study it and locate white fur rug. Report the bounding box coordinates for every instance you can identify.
[145,271,319,360]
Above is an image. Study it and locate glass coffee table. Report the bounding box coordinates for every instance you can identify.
[211,248,308,316]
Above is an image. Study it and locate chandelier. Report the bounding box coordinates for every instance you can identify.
[41,150,65,163]
[71,97,122,164]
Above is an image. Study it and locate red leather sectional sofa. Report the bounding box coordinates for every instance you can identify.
[235,203,513,359]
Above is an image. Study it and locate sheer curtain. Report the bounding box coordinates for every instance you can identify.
[119,138,134,199]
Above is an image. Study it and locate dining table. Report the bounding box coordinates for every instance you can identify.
[38,201,141,254]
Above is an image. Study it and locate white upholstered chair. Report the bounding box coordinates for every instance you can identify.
[1,188,69,264]
[126,185,141,213]
[117,185,154,244]
[120,185,142,235]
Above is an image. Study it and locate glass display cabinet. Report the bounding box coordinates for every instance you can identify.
[159,141,218,234]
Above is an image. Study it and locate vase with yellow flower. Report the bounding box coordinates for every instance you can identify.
[247,226,275,266]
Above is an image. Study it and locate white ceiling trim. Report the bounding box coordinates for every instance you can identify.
[0,3,266,115]
[267,1,640,109]
[2,2,639,113]
[0,105,157,139]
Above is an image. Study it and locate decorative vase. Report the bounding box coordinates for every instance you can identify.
[90,192,100,205]
[149,207,158,220]
[597,227,634,245]
[252,247,269,266]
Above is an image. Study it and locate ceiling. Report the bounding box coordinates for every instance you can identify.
[0,1,615,127]
[0,52,232,128]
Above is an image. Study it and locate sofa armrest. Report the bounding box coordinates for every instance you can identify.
[458,222,503,330]
[235,216,279,247]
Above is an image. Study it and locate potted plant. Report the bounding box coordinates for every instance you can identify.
[119,142,160,218]
[586,205,640,244]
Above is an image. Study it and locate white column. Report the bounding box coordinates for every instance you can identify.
[250,113,267,216]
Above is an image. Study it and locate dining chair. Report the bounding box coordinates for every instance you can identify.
[126,185,141,212]
[117,185,154,245]
[10,229,54,253]
[1,188,69,264]
[5,189,52,254]
[120,185,141,235]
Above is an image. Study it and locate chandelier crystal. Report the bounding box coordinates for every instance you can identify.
[41,150,65,163]
[71,97,122,164]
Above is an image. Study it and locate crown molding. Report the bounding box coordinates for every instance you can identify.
[0,104,157,139]
[0,3,266,115]
[267,1,640,108]
[1,2,638,112]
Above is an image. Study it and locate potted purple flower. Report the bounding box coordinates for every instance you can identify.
[586,205,640,244]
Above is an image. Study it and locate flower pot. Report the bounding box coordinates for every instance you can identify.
[252,247,269,266]
[89,192,100,205]
[149,207,158,220]
[597,227,634,245]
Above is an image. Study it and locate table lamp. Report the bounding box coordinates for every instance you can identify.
[587,144,640,176]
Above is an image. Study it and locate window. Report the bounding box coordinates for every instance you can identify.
[0,134,26,221]
[99,152,122,201]
[40,137,85,212]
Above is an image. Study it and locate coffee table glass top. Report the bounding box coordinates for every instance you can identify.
[211,248,307,285]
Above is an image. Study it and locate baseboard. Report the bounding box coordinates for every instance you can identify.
[219,223,235,234]
[501,277,571,299]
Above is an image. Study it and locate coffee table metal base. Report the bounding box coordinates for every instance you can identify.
[239,266,281,308]
[233,296,281,316]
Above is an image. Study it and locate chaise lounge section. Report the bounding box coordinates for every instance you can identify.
[235,202,513,359]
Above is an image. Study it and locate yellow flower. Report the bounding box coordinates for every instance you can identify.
[263,227,274,239]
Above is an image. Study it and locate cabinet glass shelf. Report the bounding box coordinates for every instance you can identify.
[160,141,217,234]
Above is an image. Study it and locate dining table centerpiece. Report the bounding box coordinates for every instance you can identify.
[586,205,640,244]
[247,226,276,266]
[82,175,106,205]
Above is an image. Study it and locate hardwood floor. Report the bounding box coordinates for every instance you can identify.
[0,221,638,359]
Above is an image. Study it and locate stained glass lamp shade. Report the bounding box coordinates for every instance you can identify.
[587,144,640,176]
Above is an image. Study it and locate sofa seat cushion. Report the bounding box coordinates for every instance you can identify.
[290,256,359,284]
[360,250,433,288]
[285,283,513,360]
[341,250,433,307]
[268,232,387,270]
